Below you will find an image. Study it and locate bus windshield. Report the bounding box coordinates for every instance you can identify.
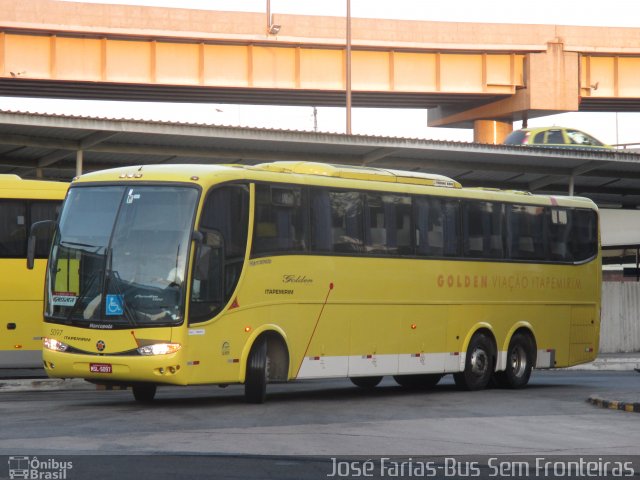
[46,185,199,328]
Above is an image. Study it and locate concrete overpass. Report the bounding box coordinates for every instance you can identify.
[1,0,640,142]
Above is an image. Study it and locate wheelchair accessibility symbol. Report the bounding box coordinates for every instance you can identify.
[105,294,124,316]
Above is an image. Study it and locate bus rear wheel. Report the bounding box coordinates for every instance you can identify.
[454,333,495,391]
[394,374,442,389]
[350,376,383,389]
[493,332,535,389]
[245,338,269,404]
[132,385,157,403]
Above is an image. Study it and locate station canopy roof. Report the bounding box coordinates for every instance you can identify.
[1,108,639,263]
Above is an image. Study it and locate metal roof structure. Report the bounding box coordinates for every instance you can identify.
[2,108,640,263]
[1,109,640,211]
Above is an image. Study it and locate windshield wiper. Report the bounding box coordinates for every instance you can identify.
[62,271,101,323]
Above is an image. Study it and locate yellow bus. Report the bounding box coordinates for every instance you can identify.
[38,162,600,402]
[0,175,66,369]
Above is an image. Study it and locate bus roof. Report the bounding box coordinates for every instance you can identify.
[72,163,596,209]
[0,174,67,199]
[254,162,461,189]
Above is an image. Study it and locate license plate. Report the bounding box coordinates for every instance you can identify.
[90,363,112,374]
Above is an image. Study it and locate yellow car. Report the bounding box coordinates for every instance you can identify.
[504,127,612,149]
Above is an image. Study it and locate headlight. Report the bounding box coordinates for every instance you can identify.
[137,343,181,356]
[43,337,69,352]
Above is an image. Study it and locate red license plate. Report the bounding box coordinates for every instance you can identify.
[90,363,112,374]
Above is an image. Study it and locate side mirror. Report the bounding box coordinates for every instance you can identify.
[27,220,56,270]
[192,230,204,244]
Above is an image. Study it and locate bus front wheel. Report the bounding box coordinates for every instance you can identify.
[132,385,157,403]
[493,332,535,389]
[454,333,495,391]
[245,338,269,404]
[350,376,383,389]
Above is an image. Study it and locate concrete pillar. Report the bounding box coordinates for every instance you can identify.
[473,119,513,144]
[569,175,575,196]
[76,150,83,177]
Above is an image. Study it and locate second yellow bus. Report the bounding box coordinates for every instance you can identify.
[0,175,66,369]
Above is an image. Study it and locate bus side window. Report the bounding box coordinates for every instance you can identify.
[570,209,598,261]
[364,193,412,255]
[329,191,364,253]
[310,188,364,254]
[0,200,27,257]
[508,204,546,261]
[415,196,440,257]
[30,201,62,258]
[415,197,460,257]
[548,208,572,261]
[310,189,332,252]
[190,185,249,323]
[252,185,306,255]
[442,199,461,257]
[462,201,504,259]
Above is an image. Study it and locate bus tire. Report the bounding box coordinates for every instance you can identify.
[393,374,442,389]
[245,338,268,404]
[350,376,383,389]
[454,333,495,391]
[132,385,156,403]
[494,332,534,389]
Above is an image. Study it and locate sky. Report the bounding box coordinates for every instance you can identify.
[1,0,640,145]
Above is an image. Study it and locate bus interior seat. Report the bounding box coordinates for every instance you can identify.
[369,227,387,246]
[468,236,484,254]
[332,227,345,244]
[427,231,443,249]
[518,237,535,254]
[397,228,410,246]
[490,235,504,255]
[551,242,571,260]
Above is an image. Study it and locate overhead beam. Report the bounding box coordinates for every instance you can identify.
[528,160,607,191]
[79,131,120,149]
[361,148,401,165]
[37,149,74,168]
[0,133,76,150]
[37,131,120,167]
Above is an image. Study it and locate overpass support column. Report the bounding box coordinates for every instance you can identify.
[473,120,512,144]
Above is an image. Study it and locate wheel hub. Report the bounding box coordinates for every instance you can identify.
[470,348,489,376]
[510,345,527,378]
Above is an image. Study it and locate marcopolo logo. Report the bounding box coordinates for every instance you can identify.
[8,456,73,479]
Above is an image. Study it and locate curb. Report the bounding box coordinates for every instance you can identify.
[587,395,640,413]
[567,357,640,371]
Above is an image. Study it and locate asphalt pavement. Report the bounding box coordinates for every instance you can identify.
[2,352,639,412]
